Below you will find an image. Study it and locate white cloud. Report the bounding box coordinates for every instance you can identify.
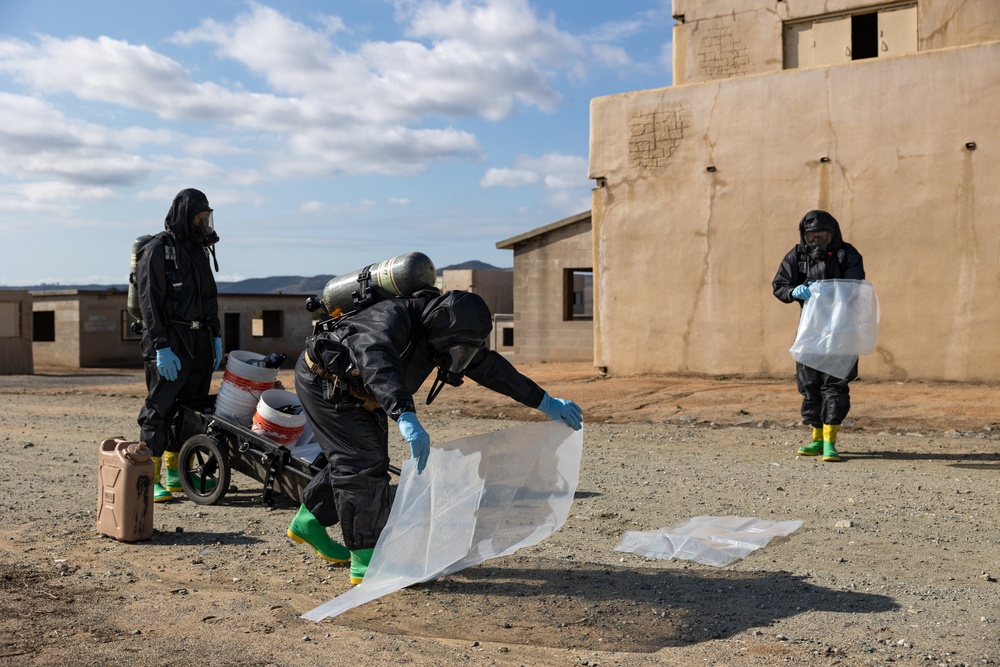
[298,198,378,215]
[590,43,631,69]
[481,152,586,190]
[0,2,603,202]
[0,93,154,186]
[480,168,539,188]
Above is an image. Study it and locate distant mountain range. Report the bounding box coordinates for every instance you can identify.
[1,260,510,295]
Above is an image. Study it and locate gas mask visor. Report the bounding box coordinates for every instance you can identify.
[426,341,484,405]
[192,210,219,246]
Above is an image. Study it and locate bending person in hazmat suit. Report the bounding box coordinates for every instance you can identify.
[772,209,865,462]
[136,188,223,501]
[288,288,583,584]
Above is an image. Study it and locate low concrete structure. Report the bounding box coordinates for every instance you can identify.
[30,290,313,369]
[0,290,33,374]
[440,269,515,355]
[589,0,1000,381]
[497,211,594,363]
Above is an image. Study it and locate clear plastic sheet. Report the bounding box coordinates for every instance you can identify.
[302,420,583,621]
[614,516,803,567]
[789,279,880,379]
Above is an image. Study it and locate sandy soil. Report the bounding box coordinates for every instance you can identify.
[1,362,999,667]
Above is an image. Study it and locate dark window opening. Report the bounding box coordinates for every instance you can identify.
[563,269,594,321]
[502,327,514,347]
[224,312,241,352]
[851,13,878,60]
[33,311,55,342]
[252,310,283,338]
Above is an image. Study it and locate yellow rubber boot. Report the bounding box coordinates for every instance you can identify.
[163,451,182,492]
[151,456,173,502]
[822,424,841,462]
[797,426,823,456]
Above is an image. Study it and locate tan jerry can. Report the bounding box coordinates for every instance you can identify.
[96,438,154,542]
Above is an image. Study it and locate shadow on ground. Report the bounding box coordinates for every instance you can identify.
[332,557,897,653]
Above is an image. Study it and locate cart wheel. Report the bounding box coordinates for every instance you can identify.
[178,434,230,505]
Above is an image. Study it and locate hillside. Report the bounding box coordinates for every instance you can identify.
[2,261,510,295]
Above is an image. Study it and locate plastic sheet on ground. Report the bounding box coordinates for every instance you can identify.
[614,516,803,567]
[302,420,583,621]
[789,279,880,379]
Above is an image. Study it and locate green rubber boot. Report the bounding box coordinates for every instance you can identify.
[797,426,823,456]
[152,456,173,503]
[164,451,217,493]
[822,424,841,462]
[287,504,350,563]
[350,548,375,585]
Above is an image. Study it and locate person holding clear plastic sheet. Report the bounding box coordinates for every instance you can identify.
[136,189,223,501]
[288,288,583,584]
[772,210,865,462]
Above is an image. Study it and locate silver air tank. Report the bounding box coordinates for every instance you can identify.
[307,252,437,316]
[127,234,154,332]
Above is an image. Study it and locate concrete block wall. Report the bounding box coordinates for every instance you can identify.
[0,291,33,374]
[509,219,594,364]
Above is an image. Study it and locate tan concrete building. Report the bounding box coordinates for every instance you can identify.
[31,290,314,369]
[589,0,1000,381]
[0,290,33,374]
[439,268,515,355]
[497,211,594,363]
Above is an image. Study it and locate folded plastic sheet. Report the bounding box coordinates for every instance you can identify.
[789,279,880,379]
[614,516,803,567]
[302,420,583,621]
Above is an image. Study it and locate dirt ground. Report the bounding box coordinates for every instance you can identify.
[1,362,999,667]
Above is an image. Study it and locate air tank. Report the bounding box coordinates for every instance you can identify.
[308,252,436,316]
[127,234,154,333]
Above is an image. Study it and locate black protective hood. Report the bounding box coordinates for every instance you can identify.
[797,210,844,249]
[164,188,211,244]
[420,290,493,351]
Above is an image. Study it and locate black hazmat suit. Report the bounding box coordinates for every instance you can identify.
[295,289,546,551]
[772,210,865,427]
[136,189,221,457]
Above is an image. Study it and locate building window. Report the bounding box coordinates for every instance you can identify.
[121,310,142,341]
[0,303,20,337]
[783,3,917,69]
[33,311,55,342]
[502,327,514,347]
[252,310,283,338]
[563,269,593,321]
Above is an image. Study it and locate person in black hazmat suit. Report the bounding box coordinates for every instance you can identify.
[772,209,865,462]
[287,288,583,584]
[136,188,223,502]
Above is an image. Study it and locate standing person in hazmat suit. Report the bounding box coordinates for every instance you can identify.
[288,288,583,584]
[772,209,865,462]
[136,188,223,502]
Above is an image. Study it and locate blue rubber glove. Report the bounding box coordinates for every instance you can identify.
[791,284,811,301]
[155,347,182,381]
[397,412,430,474]
[537,392,583,431]
[212,337,223,371]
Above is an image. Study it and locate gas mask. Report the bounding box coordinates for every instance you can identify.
[804,230,832,261]
[191,211,219,247]
[425,341,484,405]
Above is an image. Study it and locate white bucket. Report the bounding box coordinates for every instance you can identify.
[252,389,307,447]
[215,350,278,426]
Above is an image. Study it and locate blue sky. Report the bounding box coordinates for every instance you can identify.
[0,0,675,285]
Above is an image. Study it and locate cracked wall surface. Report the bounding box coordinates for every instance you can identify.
[628,108,689,169]
[589,39,1000,381]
